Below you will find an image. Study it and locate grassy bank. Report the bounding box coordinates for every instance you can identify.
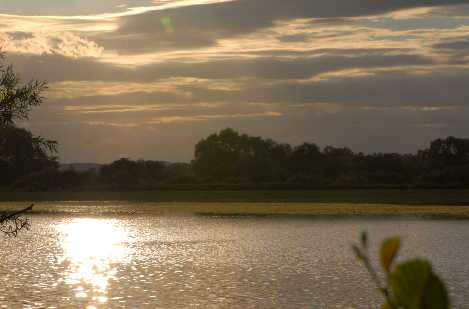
[1,189,469,205]
[2,201,469,218]
[189,203,469,218]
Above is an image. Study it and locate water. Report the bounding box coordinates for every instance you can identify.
[0,203,468,308]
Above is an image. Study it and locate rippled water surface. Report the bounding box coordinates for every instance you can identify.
[0,203,468,308]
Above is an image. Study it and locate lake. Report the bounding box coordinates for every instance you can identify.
[0,202,468,308]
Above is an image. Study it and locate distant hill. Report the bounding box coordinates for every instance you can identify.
[60,163,102,172]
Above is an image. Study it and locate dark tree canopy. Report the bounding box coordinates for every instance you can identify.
[420,136,469,167]
[188,129,469,188]
[193,128,291,182]
[0,126,58,186]
[0,55,47,127]
[100,158,141,189]
[0,53,57,187]
[20,128,469,191]
[99,158,193,189]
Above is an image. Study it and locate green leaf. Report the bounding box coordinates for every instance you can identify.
[391,259,450,309]
[380,302,392,309]
[391,259,431,308]
[421,272,450,309]
[380,236,400,273]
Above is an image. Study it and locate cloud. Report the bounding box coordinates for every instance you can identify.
[147,111,282,124]
[32,102,469,163]
[3,1,469,162]
[7,50,435,83]
[237,69,469,107]
[0,0,153,16]
[99,0,469,53]
[433,36,469,50]
[1,31,103,58]
[64,103,185,114]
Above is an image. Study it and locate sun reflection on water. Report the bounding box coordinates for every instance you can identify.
[57,218,131,306]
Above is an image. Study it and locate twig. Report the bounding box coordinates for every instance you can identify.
[0,204,34,223]
[0,204,34,237]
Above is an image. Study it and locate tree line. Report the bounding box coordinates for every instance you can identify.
[191,129,469,188]
[3,127,469,190]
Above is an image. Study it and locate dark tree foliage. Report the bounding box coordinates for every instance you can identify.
[100,158,141,189]
[8,127,469,190]
[92,131,469,190]
[415,137,469,186]
[290,143,321,170]
[189,129,469,188]
[322,146,356,184]
[0,54,47,127]
[193,128,291,182]
[0,126,58,186]
[12,168,83,191]
[99,158,188,189]
[419,136,469,167]
[0,53,58,188]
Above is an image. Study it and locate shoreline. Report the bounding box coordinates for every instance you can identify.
[2,189,469,205]
[2,201,469,219]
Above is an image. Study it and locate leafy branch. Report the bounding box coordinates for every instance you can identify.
[353,232,449,309]
[0,53,48,127]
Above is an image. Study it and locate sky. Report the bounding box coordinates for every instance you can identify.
[1,0,469,163]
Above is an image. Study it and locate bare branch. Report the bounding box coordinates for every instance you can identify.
[0,204,34,237]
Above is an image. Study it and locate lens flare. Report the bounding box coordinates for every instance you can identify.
[161,16,174,33]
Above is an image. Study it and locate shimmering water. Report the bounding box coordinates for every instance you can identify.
[0,203,468,308]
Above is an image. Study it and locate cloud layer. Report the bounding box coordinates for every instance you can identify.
[2,0,469,162]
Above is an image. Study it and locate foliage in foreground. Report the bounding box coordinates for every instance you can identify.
[353,232,450,309]
[0,204,33,237]
[0,53,58,188]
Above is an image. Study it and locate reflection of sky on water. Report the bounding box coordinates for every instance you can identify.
[57,218,131,308]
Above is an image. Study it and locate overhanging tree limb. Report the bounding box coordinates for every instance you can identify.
[0,204,34,237]
[0,204,34,224]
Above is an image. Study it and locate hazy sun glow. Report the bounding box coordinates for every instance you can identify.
[57,218,131,306]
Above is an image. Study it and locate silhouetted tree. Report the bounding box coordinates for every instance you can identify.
[415,137,469,186]
[163,162,197,184]
[193,128,244,180]
[193,128,292,182]
[420,136,469,168]
[143,160,167,181]
[0,54,47,127]
[0,53,57,187]
[357,153,408,186]
[190,128,469,187]
[322,146,355,184]
[288,143,323,184]
[100,158,140,189]
[0,126,58,186]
